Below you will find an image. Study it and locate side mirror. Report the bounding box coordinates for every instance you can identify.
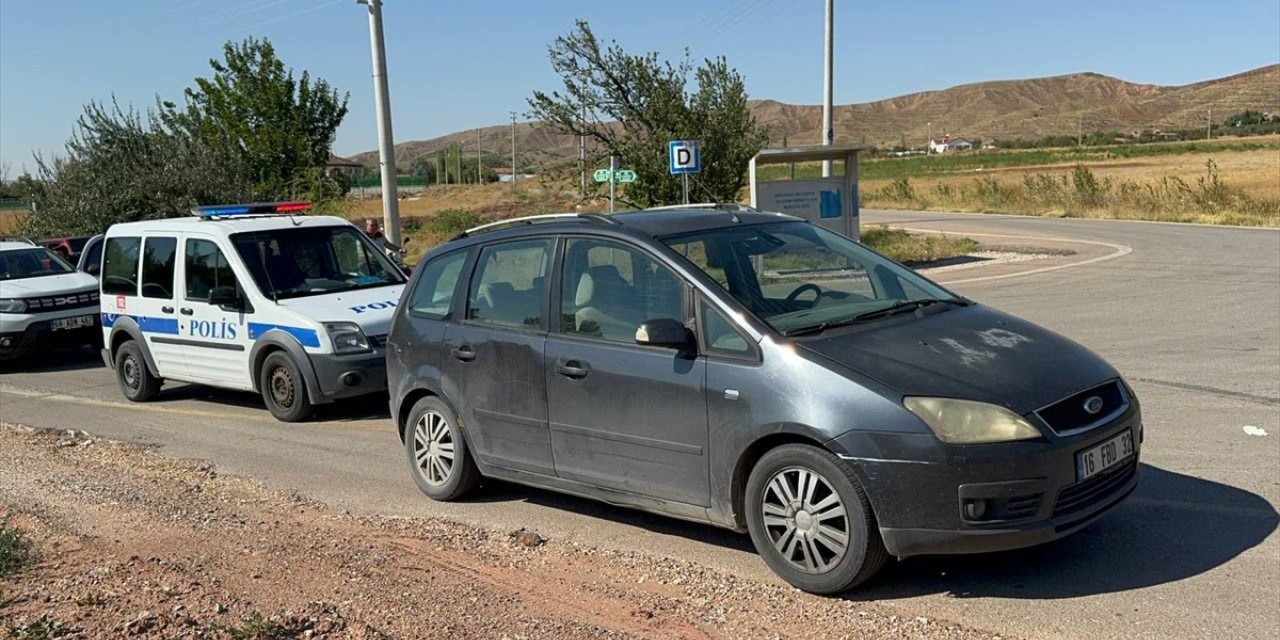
[208,286,243,311]
[634,318,693,349]
[84,262,100,275]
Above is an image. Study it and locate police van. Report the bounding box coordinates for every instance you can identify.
[99,202,406,421]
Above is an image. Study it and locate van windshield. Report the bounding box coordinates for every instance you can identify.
[231,226,405,300]
[663,222,959,335]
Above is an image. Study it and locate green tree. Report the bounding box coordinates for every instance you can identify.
[528,20,768,207]
[25,101,251,237]
[160,37,349,200]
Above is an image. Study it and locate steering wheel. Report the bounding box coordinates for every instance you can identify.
[784,283,823,305]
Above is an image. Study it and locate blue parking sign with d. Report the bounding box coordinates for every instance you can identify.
[668,140,701,174]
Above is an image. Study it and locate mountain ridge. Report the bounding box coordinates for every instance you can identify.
[346,64,1280,168]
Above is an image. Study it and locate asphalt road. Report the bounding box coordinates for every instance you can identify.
[2,210,1278,639]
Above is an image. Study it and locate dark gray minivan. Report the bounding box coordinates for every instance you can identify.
[385,206,1141,593]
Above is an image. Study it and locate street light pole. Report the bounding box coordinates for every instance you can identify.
[356,0,400,246]
[821,0,834,177]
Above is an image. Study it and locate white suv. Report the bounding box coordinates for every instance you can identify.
[0,238,102,361]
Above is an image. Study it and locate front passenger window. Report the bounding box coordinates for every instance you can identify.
[467,239,552,328]
[560,238,685,343]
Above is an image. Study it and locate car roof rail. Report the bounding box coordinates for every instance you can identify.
[0,234,35,246]
[452,213,619,240]
[641,202,763,213]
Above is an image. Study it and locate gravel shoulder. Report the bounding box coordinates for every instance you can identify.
[0,425,1004,640]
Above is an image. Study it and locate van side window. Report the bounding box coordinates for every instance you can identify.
[140,237,178,299]
[186,239,239,301]
[102,237,141,295]
[408,249,467,319]
[467,239,552,328]
[700,297,753,355]
[561,238,685,343]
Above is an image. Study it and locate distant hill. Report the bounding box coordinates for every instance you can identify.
[349,64,1280,168]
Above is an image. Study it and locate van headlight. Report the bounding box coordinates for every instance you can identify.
[0,298,28,314]
[903,397,1042,444]
[324,322,370,354]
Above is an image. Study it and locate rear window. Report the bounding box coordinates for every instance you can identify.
[140,237,178,299]
[102,237,141,295]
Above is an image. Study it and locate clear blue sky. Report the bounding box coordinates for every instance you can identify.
[2,0,1278,172]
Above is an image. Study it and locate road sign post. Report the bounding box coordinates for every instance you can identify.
[668,140,701,206]
[609,155,618,213]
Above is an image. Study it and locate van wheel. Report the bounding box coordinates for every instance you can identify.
[115,340,161,402]
[404,396,480,501]
[259,352,313,422]
[744,444,889,594]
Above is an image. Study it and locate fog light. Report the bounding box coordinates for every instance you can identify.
[0,337,12,347]
[963,499,988,521]
[341,372,363,387]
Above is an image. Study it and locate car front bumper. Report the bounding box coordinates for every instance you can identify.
[0,316,101,361]
[308,349,388,401]
[829,408,1142,557]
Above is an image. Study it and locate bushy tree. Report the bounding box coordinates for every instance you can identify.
[160,37,349,200]
[528,21,768,206]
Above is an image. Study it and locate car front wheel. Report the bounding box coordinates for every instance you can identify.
[114,340,160,402]
[258,352,313,422]
[744,444,889,594]
[404,396,480,501]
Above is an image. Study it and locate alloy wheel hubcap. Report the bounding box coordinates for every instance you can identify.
[413,411,455,486]
[761,466,850,574]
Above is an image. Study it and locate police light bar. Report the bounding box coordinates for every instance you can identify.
[191,202,311,218]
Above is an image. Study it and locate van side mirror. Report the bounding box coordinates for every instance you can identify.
[208,286,244,311]
[634,318,694,349]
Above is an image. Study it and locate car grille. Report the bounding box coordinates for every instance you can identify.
[368,334,387,348]
[1036,380,1128,434]
[1053,458,1138,518]
[23,289,99,312]
[1004,494,1044,521]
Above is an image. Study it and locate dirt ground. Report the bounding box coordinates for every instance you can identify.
[0,425,1003,640]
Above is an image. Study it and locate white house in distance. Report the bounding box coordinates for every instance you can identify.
[928,135,974,154]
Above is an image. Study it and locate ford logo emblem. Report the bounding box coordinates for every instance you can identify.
[1083,396,1105,415]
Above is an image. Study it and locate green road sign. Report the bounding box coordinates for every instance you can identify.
[594,168,638,183]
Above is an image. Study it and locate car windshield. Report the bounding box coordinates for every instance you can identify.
[231,225,405,300]
[0,247,76,281]
[663,221,957,334]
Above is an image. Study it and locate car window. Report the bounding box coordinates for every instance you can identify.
[663,222,954,334]
[466,239,552,328]
[82,238,103,274]
[140,237,178,299]
[700,298,752,355]
[561,238,685,343]
[102,237,141,295]
[0,248,75,281]
[185,239,239,302]
[408,249,467,319]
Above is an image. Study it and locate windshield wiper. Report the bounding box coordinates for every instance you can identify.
[782,298,969,336]
[781,316,864,337]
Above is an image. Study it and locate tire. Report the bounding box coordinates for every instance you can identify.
[258,352,314,422]
[403,396,480,501]
[744,444,889,594]
[114,340,161,402]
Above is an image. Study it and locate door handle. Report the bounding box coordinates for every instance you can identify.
[451,345,476,362]
[179,308,194,316]
[161,306,174,314]
[555,359,589,379]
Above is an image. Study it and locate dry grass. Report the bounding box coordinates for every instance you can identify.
[863,146,1280,226]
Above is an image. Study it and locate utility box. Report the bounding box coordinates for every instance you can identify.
[748,144,867,240]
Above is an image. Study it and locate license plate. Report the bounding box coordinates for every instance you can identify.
[1077,430,1135,481]
[51,315,95,331]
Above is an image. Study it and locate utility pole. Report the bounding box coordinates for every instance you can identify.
[357,0,400,246]
[927,122,932,155]
[579,103,587,196]
[510,111,518,187]
[1207,108,1213,140]
[609,154,618,213]
[821,0,834,177]
[1077,115,1083,147]
[476,130,482,184]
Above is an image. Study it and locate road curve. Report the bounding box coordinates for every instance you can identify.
[2,210,1277,639]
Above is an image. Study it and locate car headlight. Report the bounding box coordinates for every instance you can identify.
[324,322,370,354]
[0,298,28,314]
[903,397,1042,444]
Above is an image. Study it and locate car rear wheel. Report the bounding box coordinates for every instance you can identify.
[258,352,313,422]
[404,396,480,501]
[114,340,160,402]
[744,444,888,594]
